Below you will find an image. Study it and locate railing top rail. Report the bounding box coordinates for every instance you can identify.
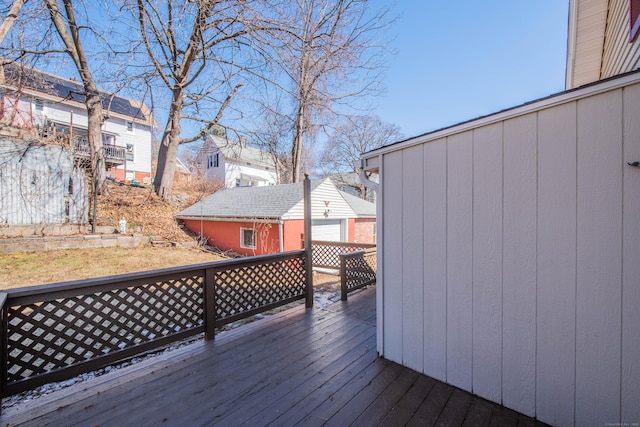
[341,250,364,258]
[4,250,306,302]
[341,247,376,261]
[311,241,376,249]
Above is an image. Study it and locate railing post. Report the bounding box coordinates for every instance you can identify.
[204,267,217,341]
[0,293,8,408]
[303,174,313,308]
[340,254,348,301]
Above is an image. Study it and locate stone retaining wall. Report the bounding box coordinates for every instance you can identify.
[0,234,149,253]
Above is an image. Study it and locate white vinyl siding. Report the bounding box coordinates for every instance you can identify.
[602,0,640,79]
[567,0,609,88]
[286,179,357,220]
[367,76,640,426]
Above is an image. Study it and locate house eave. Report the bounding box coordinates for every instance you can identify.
[362,69,640,161]
[177,215,283,224]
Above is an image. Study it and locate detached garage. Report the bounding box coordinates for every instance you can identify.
[360,70,640,426]
[177,178,375,256]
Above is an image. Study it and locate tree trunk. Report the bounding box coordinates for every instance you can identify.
[291,103,304,183]
[85,90,106,193]
[154,89,184,200]
[45,0,106,193]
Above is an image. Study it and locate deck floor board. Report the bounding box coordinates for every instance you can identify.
[1,286,548,427]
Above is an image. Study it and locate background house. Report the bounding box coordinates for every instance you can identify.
[566,0,640,89]
[0,62,154,184]
[200,134,277,188]
[177,178,375,256]
[359,1,640,426]
[329,172,376,202]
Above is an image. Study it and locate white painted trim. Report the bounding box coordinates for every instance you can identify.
[363,71,640,161]
[240,227,257,249]
[177,216,282,224]
[376,154,384,356]
[565,0,579,89]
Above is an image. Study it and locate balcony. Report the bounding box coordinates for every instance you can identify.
[73,140,126,167]
[0,248,546,426]
[1,286,547,426]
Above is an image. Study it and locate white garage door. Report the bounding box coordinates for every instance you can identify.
[312,219,342,241]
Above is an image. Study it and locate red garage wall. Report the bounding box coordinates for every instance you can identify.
[182,217,373,256]
[182,219,281,256]
[282,219,304,251]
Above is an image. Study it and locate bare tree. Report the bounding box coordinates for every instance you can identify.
[261,0,392,183]
[132,0,268,200]
[321,114,401,199]
[44,0,107,193]
[0,0,25,45]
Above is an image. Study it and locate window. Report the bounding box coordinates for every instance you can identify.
[206,153,219,169]
[126,121,134,132]
[632,0,640,41]
[34,99,43,111]
[126,143,134,161]
[241,228,256,249]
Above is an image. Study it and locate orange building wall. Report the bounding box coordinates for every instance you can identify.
[182,219,281,256]
[182,217,375,256]
[282,219,304,251]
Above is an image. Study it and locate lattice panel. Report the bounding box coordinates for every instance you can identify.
[6,276,203,383]
[215,257,306,320]
[313,244,372,269]
[345,252,377,291]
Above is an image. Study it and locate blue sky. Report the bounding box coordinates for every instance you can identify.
[371,1,570,138]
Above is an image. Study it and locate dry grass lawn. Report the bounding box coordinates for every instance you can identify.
[0,246,227,290]
[0,246,341,292]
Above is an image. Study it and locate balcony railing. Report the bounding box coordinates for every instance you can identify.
[308,240,376,270]
[340,248,377,300]
[73,141,126,166]
[0,250,308,400]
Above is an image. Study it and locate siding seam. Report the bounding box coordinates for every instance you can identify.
[471,129,475,394]
[573,98,579,426]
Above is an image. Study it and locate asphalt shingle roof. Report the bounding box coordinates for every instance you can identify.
[178,181,322,219]
[340,191,376,217]
[2,62,147,120]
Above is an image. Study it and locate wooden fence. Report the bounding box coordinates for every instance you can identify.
[0,250,308,399]
[340,248,377,301]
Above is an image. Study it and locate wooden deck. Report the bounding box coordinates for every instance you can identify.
[1,287,547,426]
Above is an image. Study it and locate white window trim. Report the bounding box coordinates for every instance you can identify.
[126,143,134,161]
[240,227,256,249]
